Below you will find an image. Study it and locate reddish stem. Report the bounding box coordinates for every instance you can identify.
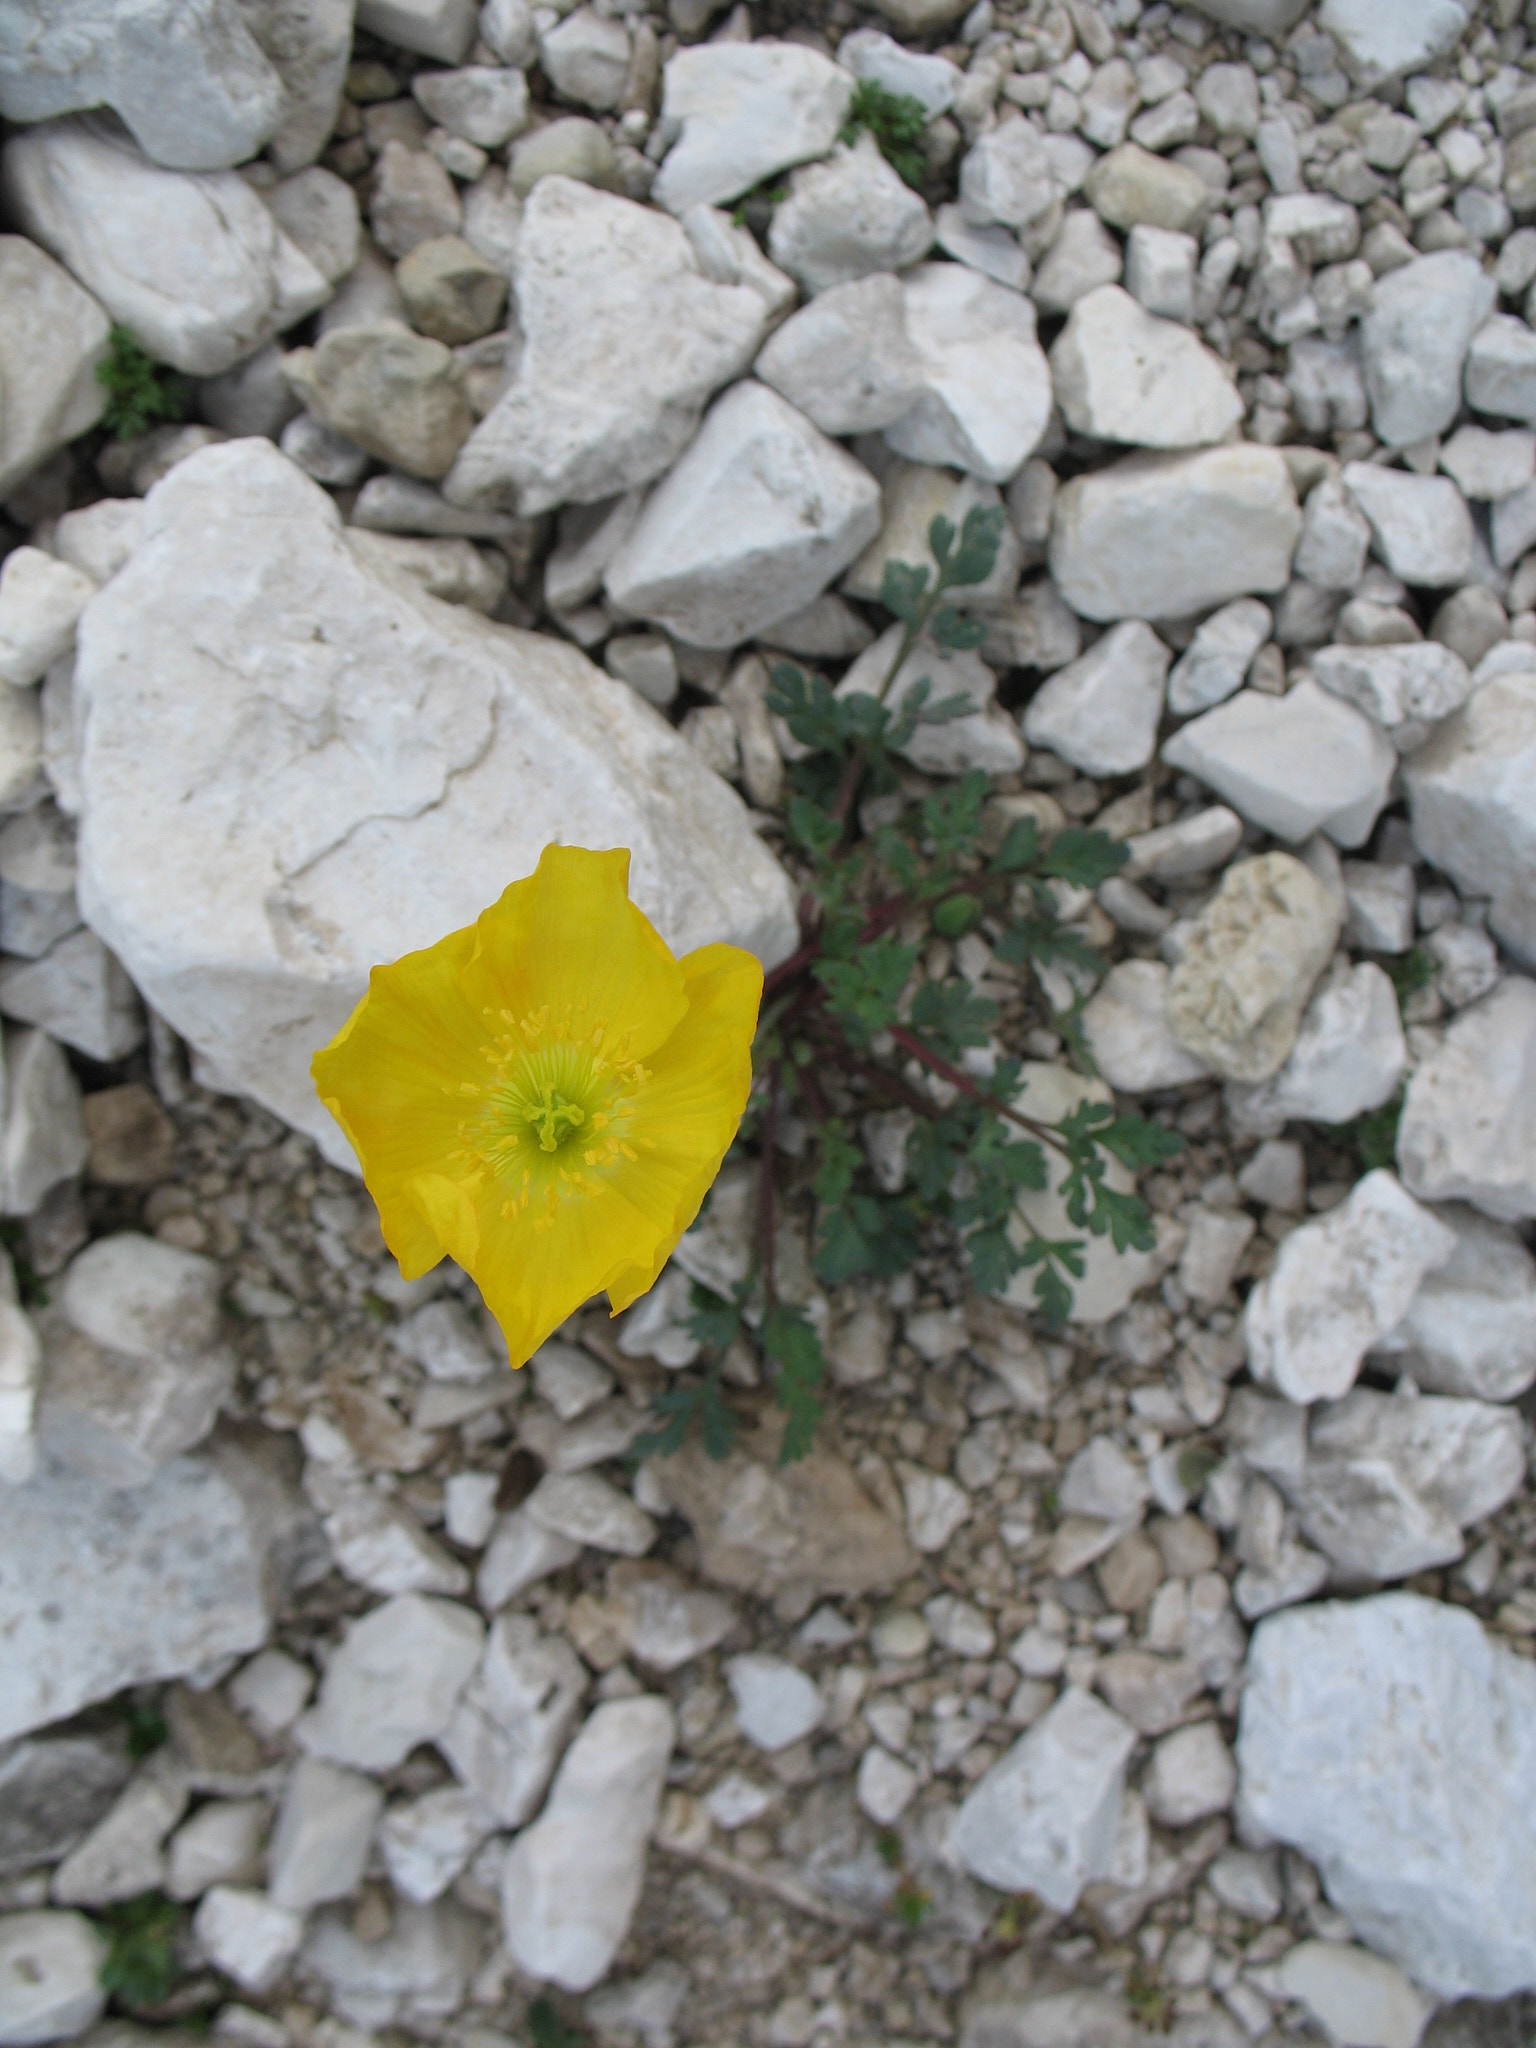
[887,1025,1058,1148]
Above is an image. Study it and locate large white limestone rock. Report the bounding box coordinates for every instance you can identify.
[1238,1593,1536,1998]
[1396,979,1536,1223]
[754,273,924,437]
[1049,444,1301,622]
[1049,285,1243,449]
[72,441,798,1170]
[883,263,1053,484]
[0,0,286,172]
[0,1433,306,1742]
[0,238,109,502]
[603,382,881,649]
[1403,665,1536,968]
[443,179,770,517]
[500,1696,674,1992]
[0,116,331,376]
[1341,463,1475,588]
[652,43,852,216]
[1225,959,1408,1136]
[1245,1170,1457,1405]
[1312,641,1472,754]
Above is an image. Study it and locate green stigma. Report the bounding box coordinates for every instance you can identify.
[526,1085,586,1152]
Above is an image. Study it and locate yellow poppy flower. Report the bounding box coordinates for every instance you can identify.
[312,845,763,1368]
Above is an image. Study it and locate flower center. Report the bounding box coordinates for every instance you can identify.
[524,1083,586,1153]
[456,1005,646,1227]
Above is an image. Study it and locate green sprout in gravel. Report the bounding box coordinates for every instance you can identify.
[840,79,929,189]
[635,506,1183,1467]
[98,1893,185,2010]
[97,325,190,442]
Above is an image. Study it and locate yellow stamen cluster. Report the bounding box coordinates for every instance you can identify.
[458,1004,647,1229]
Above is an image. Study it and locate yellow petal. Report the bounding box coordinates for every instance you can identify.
[604,942,763,1312]
[460,845,687,1063]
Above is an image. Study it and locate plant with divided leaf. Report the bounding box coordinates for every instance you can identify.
[635,505,1183,1465]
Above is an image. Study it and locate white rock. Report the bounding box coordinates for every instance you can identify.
[230,1652,312,1743]
[1166,852,1343,1085]
[74,441,796,1167]
[1178,1207,1256,1306]
[1275,1942,1429,2048]
[0,552,95,692]
[52,502,146,588]
[0,117,331,377]
[526,1470,655,1555]
[49,1755,186,1905]
[1162,680,1396,849]
[0,1301,41,1489]
[262,167,360,287]
[167,1798,268,1901]
[1050,285,1242,449]
[1403,666,1536,968]
[266,1757,382,1911]
[1031,208,1124,317]
[1318,0,1468,87]
[390,1299,496,1384]
[1061,1437,1149,1521]
[0,1436,299,1742]
[0,0,286,173]
[0,239,108,503]
[1238,1592,1536,1998]
[61,1233,219,1360]
[857,1746,919,1825]
[601,1560,735,1672]
[1396,979,1536,1223]
[0,1912,107,2045]
[1373,1205,1536,1402]
[437,1611,585,1826]
[725,1655,823,1752]
[0,930,142,1063]
[323,1487,470,1597]
[1023,621,1168,776]
[1245,1170,1457,1405]
[1358,252,1496,448]
[1123,223,1199,323]
[1290,1386,1524,1579]
[530,1341,611,1420]
[950,1687,1137,1913]
[1050,444,1301,623]
[933,204,1029,292]
[836,29,959,118]
[1466,313,1536,426]
[500,1696,674,1992]
[652,43,852,216]
[444,179,767,516]
[1440,425,1536,501]
[1343,860,1415,955]
[192,1886,304,1996]
[356,0,477,62]
[300,1594,485,1772]
[604,381,881,648]
[844,463,1020,611]
[898,1464,972,1553]
[1295,474,1373,591]
[884,263,1052,483]
[379,1785,494,1904]
[1124,806,1244,881]
[1341,463,1474,589]
[1144,1722,1236,1828]
[1001,1064,1157,1324]
[1166,599,1271,716]
[678,203,796,325]
[415,65,529,151]
[1226,960,1407,1136]
[1081,961,1212,1094]
[1313,640,1472,753]
[767,136,932,295]
[302,1895,477,2030]
[0,1029,88,1221]
[476,1505,582,1611]
[754,273,924,437]
[244,0,355,176]
[959,118,1061,242]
